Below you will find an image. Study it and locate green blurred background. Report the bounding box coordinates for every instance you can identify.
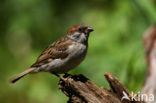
[0,0,156,103]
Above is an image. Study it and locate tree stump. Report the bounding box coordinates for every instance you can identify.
[58,73,144,103]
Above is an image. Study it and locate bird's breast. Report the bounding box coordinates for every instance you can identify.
[67,42,87,59]
[56,42,87,73]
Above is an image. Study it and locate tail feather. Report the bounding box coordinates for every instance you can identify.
[10,68,35,83]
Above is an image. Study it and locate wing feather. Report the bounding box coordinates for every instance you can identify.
[31,37,72,67]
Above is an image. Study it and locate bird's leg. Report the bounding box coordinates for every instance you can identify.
[51,72,70,86]
[51,72,67,81]
[64,73,70,77]
[51,71,60,78]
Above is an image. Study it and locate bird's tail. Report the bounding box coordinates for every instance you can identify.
[10,68,35,83]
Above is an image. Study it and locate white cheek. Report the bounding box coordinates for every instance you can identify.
[78,34,86,42]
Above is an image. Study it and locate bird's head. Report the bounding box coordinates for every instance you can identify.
[66,24,94,43]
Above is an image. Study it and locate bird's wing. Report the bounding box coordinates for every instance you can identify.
[31,37,72,67]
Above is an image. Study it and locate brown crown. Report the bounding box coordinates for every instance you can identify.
[67,24,88,35]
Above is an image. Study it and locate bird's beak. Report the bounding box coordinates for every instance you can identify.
[87,27,94,32]
[85,27,94,34]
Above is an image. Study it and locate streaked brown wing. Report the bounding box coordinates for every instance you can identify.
[31,37,72,67]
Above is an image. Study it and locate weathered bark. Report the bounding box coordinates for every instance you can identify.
[58,73,143,103]
[59,74,120,103]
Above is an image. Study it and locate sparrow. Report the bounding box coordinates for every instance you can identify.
[10,24,94,83]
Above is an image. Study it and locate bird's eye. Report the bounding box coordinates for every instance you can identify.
[78,28,84,32]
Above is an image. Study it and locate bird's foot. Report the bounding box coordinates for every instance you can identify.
[60,73,72,86]
[51,72,71,86]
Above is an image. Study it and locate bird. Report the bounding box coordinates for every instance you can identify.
[10,24,94,83]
